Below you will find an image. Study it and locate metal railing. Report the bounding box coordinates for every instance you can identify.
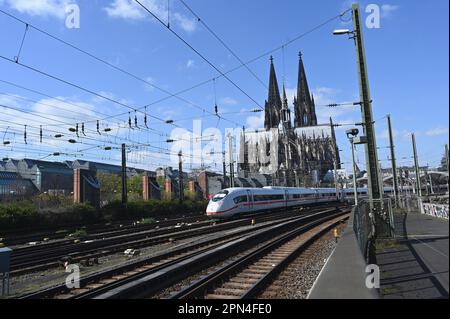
[421,202,449,220]
[353,198,395,263]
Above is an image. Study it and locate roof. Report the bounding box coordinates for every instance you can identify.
[0,171,20,179]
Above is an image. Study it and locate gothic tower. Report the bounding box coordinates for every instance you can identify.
[294,52,317,127]
[264,56,282,130]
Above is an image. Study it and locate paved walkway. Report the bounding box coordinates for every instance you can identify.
[377,212,449,299]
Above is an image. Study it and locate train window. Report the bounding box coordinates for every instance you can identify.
[212,190,229,202]
[233,195,247,204]
[253,194,284,201]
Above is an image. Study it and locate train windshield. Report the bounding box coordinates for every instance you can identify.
[211,190,229,202]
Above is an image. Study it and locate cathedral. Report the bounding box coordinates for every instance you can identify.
[238,52,341,187]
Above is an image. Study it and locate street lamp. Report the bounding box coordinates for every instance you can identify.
[333,29,353,36]
[346,128,359,205]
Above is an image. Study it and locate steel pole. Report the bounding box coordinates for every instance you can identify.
[446,144,449,194]
[352,4,382,203]
[228,134,234,188]
[351,139,358,206]
[387,115,399,202]
[121,143,127,207]
[178,151,184,203]
[412,134,422,197]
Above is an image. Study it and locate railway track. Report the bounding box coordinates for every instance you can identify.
[170,213,349,299]
[19,205,347,299]
[18,210,318,299]
[11,203,343,275]
[2,213,209,246]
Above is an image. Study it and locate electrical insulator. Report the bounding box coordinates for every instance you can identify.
[214,104,218,115]
[97,120,101,134]
[55,134,63,138]
[82,123,85,135]
[40,126,43,143]
[24,125,27,144]
[68,139,76,144]
[76,123,79,137]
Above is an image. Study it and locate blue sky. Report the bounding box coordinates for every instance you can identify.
[0,0,448,174]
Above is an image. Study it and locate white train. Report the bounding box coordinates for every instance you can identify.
[206,186,399,218]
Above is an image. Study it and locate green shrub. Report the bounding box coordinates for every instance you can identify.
[67,229,88,238]
[0,198,207,232]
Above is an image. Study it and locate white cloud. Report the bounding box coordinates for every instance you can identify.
[104,0,145,20]
[172,12,196,33]
[104,0,197,33]
[220,97,238,106]
[311,87,358,124]
[425,127,448,137]
[381,4,400,18]
[143,76,156,92]
[1,0,73,19]
[246,112,264,130]
[186,59,195,69]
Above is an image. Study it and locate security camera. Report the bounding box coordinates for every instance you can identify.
[346,128,359,138]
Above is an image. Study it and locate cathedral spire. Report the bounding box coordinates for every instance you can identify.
[311,94,317,125]
[281,84,291,128]
[294,51,316,127]
[264,56,282,130]
[282,84,288,109]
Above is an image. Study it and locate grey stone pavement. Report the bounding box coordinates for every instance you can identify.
[377,212,449,299]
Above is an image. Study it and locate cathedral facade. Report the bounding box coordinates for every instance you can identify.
[238,53,341,187]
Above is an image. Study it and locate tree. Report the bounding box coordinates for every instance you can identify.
[97,173,121,203]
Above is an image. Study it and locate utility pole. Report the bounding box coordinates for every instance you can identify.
[228,133,234,188]
[412,134,422,197]
[121,143,127,207]
[350,138,359,206]
[330,118,339,199]
[222,151,227,187]
[445,144,449,193]
[178,151,184,203]
[352,4,382,202]
[387,115,399,202]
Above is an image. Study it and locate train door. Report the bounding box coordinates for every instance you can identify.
[246,190,253,211]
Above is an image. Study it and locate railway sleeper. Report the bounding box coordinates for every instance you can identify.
[213,287,246,295]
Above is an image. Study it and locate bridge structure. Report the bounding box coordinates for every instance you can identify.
[355,171,449,194]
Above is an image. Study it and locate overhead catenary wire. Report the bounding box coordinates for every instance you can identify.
[0,6,354,172]
[0,7,350,131]
[178,0,267,90]
[135,0,265,110]
[0,9,242,128]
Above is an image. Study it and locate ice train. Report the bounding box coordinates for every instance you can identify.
[206,186,397,218]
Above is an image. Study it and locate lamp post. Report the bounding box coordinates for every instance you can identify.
[347,129,360,206]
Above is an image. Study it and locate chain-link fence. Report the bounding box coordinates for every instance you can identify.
[396,195,421,213]
[353,198,395,263]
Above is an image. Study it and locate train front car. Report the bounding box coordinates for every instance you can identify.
[206,188,243,218]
